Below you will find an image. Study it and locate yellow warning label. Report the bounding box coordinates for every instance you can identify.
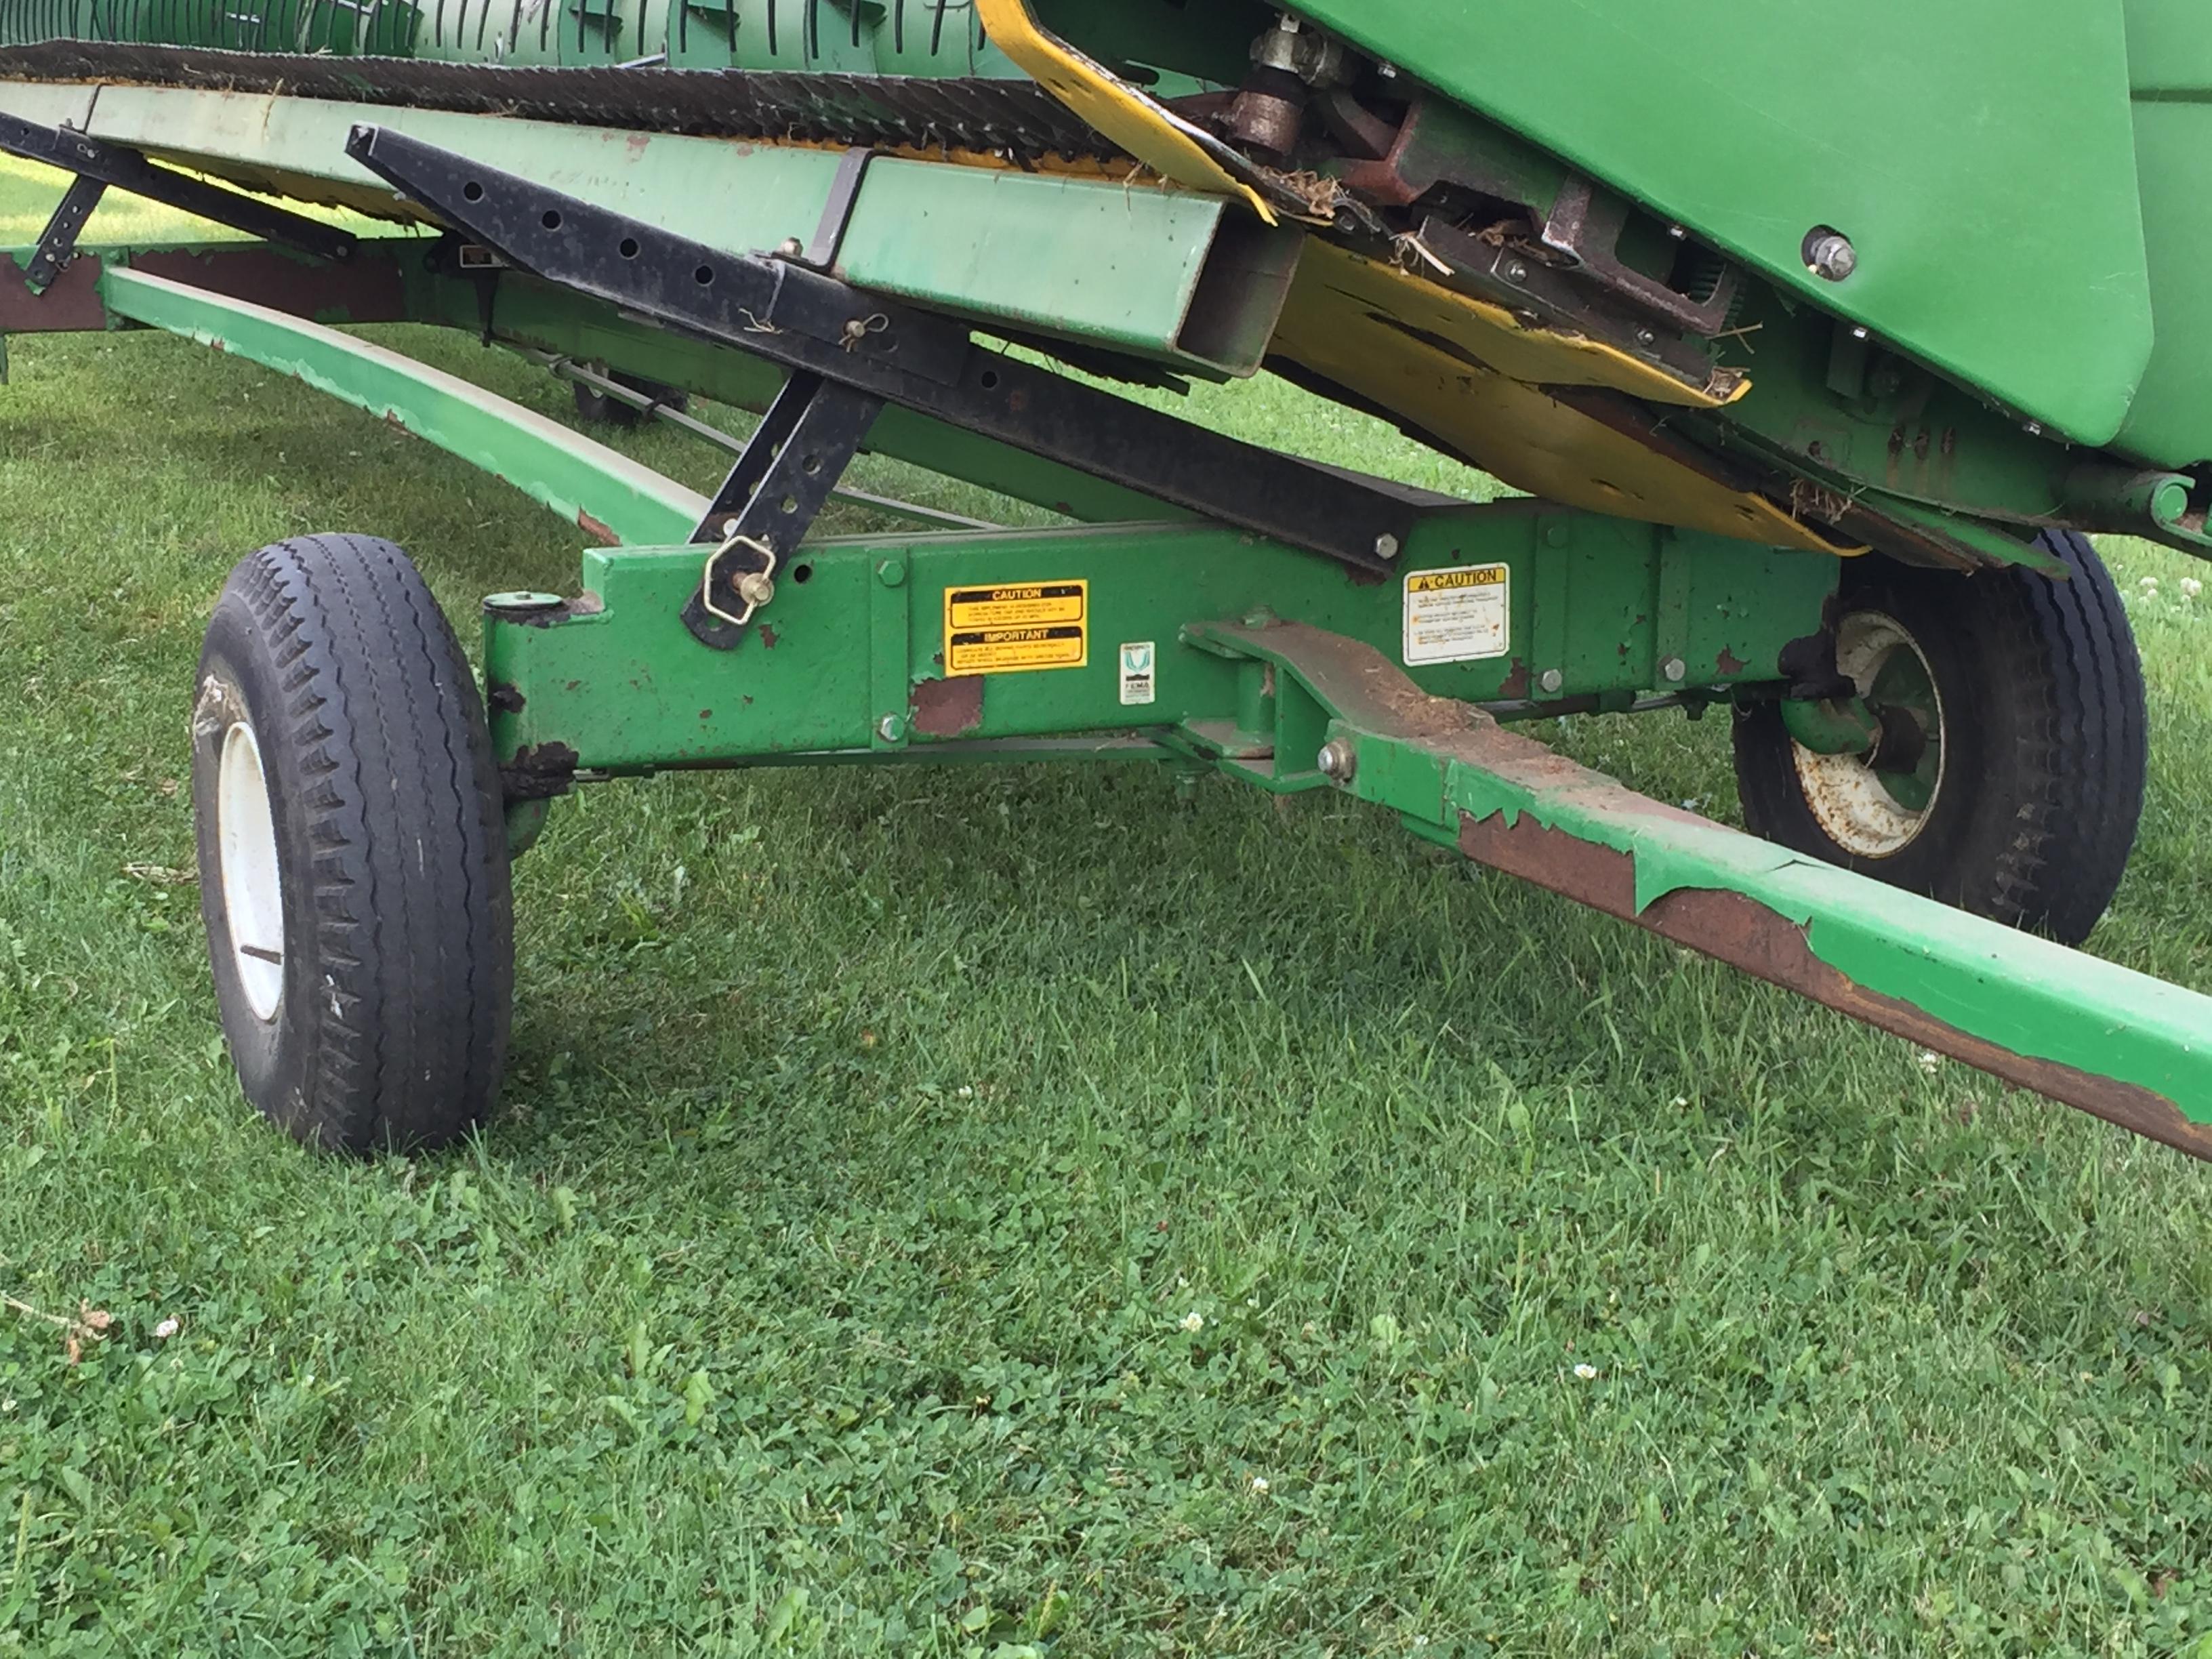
[1404,563,1510,666]
[945,581,1089,675]
[1406,567,1508,594]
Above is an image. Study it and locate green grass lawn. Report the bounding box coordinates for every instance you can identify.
[4,154,2212,1658]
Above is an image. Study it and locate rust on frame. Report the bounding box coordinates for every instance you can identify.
[911,674,985,738]
[1456,810,2212,1162]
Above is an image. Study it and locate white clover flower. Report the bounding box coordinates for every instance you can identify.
[153,1317,180,1340]
[2141,576,2160,594]
[1249,1475,1270,1494]
[1180,1311,1204,1334]
[1669,1095,1689,1109]
[1916,1050,1942,1075]
[2184,577,2203,600]
[1573,1363,1599,1381]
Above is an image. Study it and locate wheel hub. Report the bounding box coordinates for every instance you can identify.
[1789,610,1944,858]
[216,719,285,1021]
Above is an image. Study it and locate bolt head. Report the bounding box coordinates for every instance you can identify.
[1538,669,1565,695]
[775,237,803,258]
[1317,738,1357,784]
[1804,228,1857,282]
[877,714,905,743]
[735,572,775,609]
[1374,533,1401,561]
[1851,325,1870,341]
[1504,261,1528,283]
[1634,327,1657,347]
[1662,656,1687,684]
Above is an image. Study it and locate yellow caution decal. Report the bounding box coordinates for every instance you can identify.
[945,581,1089,675]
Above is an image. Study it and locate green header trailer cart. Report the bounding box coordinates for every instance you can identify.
[2,1,2209,1170]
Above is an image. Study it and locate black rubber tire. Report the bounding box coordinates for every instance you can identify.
[1732,529,2146,946]
[572,369,689,428]
[192,534,514,1153]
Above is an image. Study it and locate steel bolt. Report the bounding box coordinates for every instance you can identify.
[877,557,908,588]
[735,571,775,609]
[877,714,906,743]
[1662,656,1687,684]
[1503,260,1528,283]
[1850,325,1870,341]
[1374,533,1401,561]
[1634,327,1657,347]
[775,237,804,258]
[1317,737,1357,784]
[1803,228,1857,282]
[1538,668,1565,695]
[722,516,742,537]
[1666,222,1687,241]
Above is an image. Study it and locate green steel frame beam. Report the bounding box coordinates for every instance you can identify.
[1191,619,2212,1160]
[97,263,709,545]
[481,518,1838,782]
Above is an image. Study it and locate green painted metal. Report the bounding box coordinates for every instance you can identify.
[2112,0,2212,470]
[15,81,1294,375]
[482,511,1839,776]
[98,264,708,546]
[1280,0,2154,449]
[1186,618,2212,1157]
[1778,697,1879,759]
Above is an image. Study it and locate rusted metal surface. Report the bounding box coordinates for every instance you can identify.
[3,243,412,333]
[1455,811,2212,1159]
[911,674,985,738]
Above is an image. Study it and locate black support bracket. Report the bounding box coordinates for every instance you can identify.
[343,123,1416,576]
[683,371,885,650]
[0,112,357,294]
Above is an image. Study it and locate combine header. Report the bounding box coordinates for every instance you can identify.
[2,2,2207,1161]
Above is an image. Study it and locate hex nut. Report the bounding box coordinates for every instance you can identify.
[1803,227,1857,282]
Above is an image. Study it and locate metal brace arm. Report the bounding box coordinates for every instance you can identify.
[684,371,885,649]
[343,123,1416,575]
[0,112,356,293]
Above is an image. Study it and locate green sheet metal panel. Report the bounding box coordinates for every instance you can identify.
[1,81,1278,371]
[1285,0,2154,449]
[2113,0,2212,468]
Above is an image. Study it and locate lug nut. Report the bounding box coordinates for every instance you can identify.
[1317,738,1357,783]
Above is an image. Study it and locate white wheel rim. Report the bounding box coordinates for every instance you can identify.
[217,720,286,1021]
[1789,610,1946,859]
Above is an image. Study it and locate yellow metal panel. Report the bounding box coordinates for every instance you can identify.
[1273,249,1851,554]
[972,0,1285,224]
[1294,241,1745,410]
